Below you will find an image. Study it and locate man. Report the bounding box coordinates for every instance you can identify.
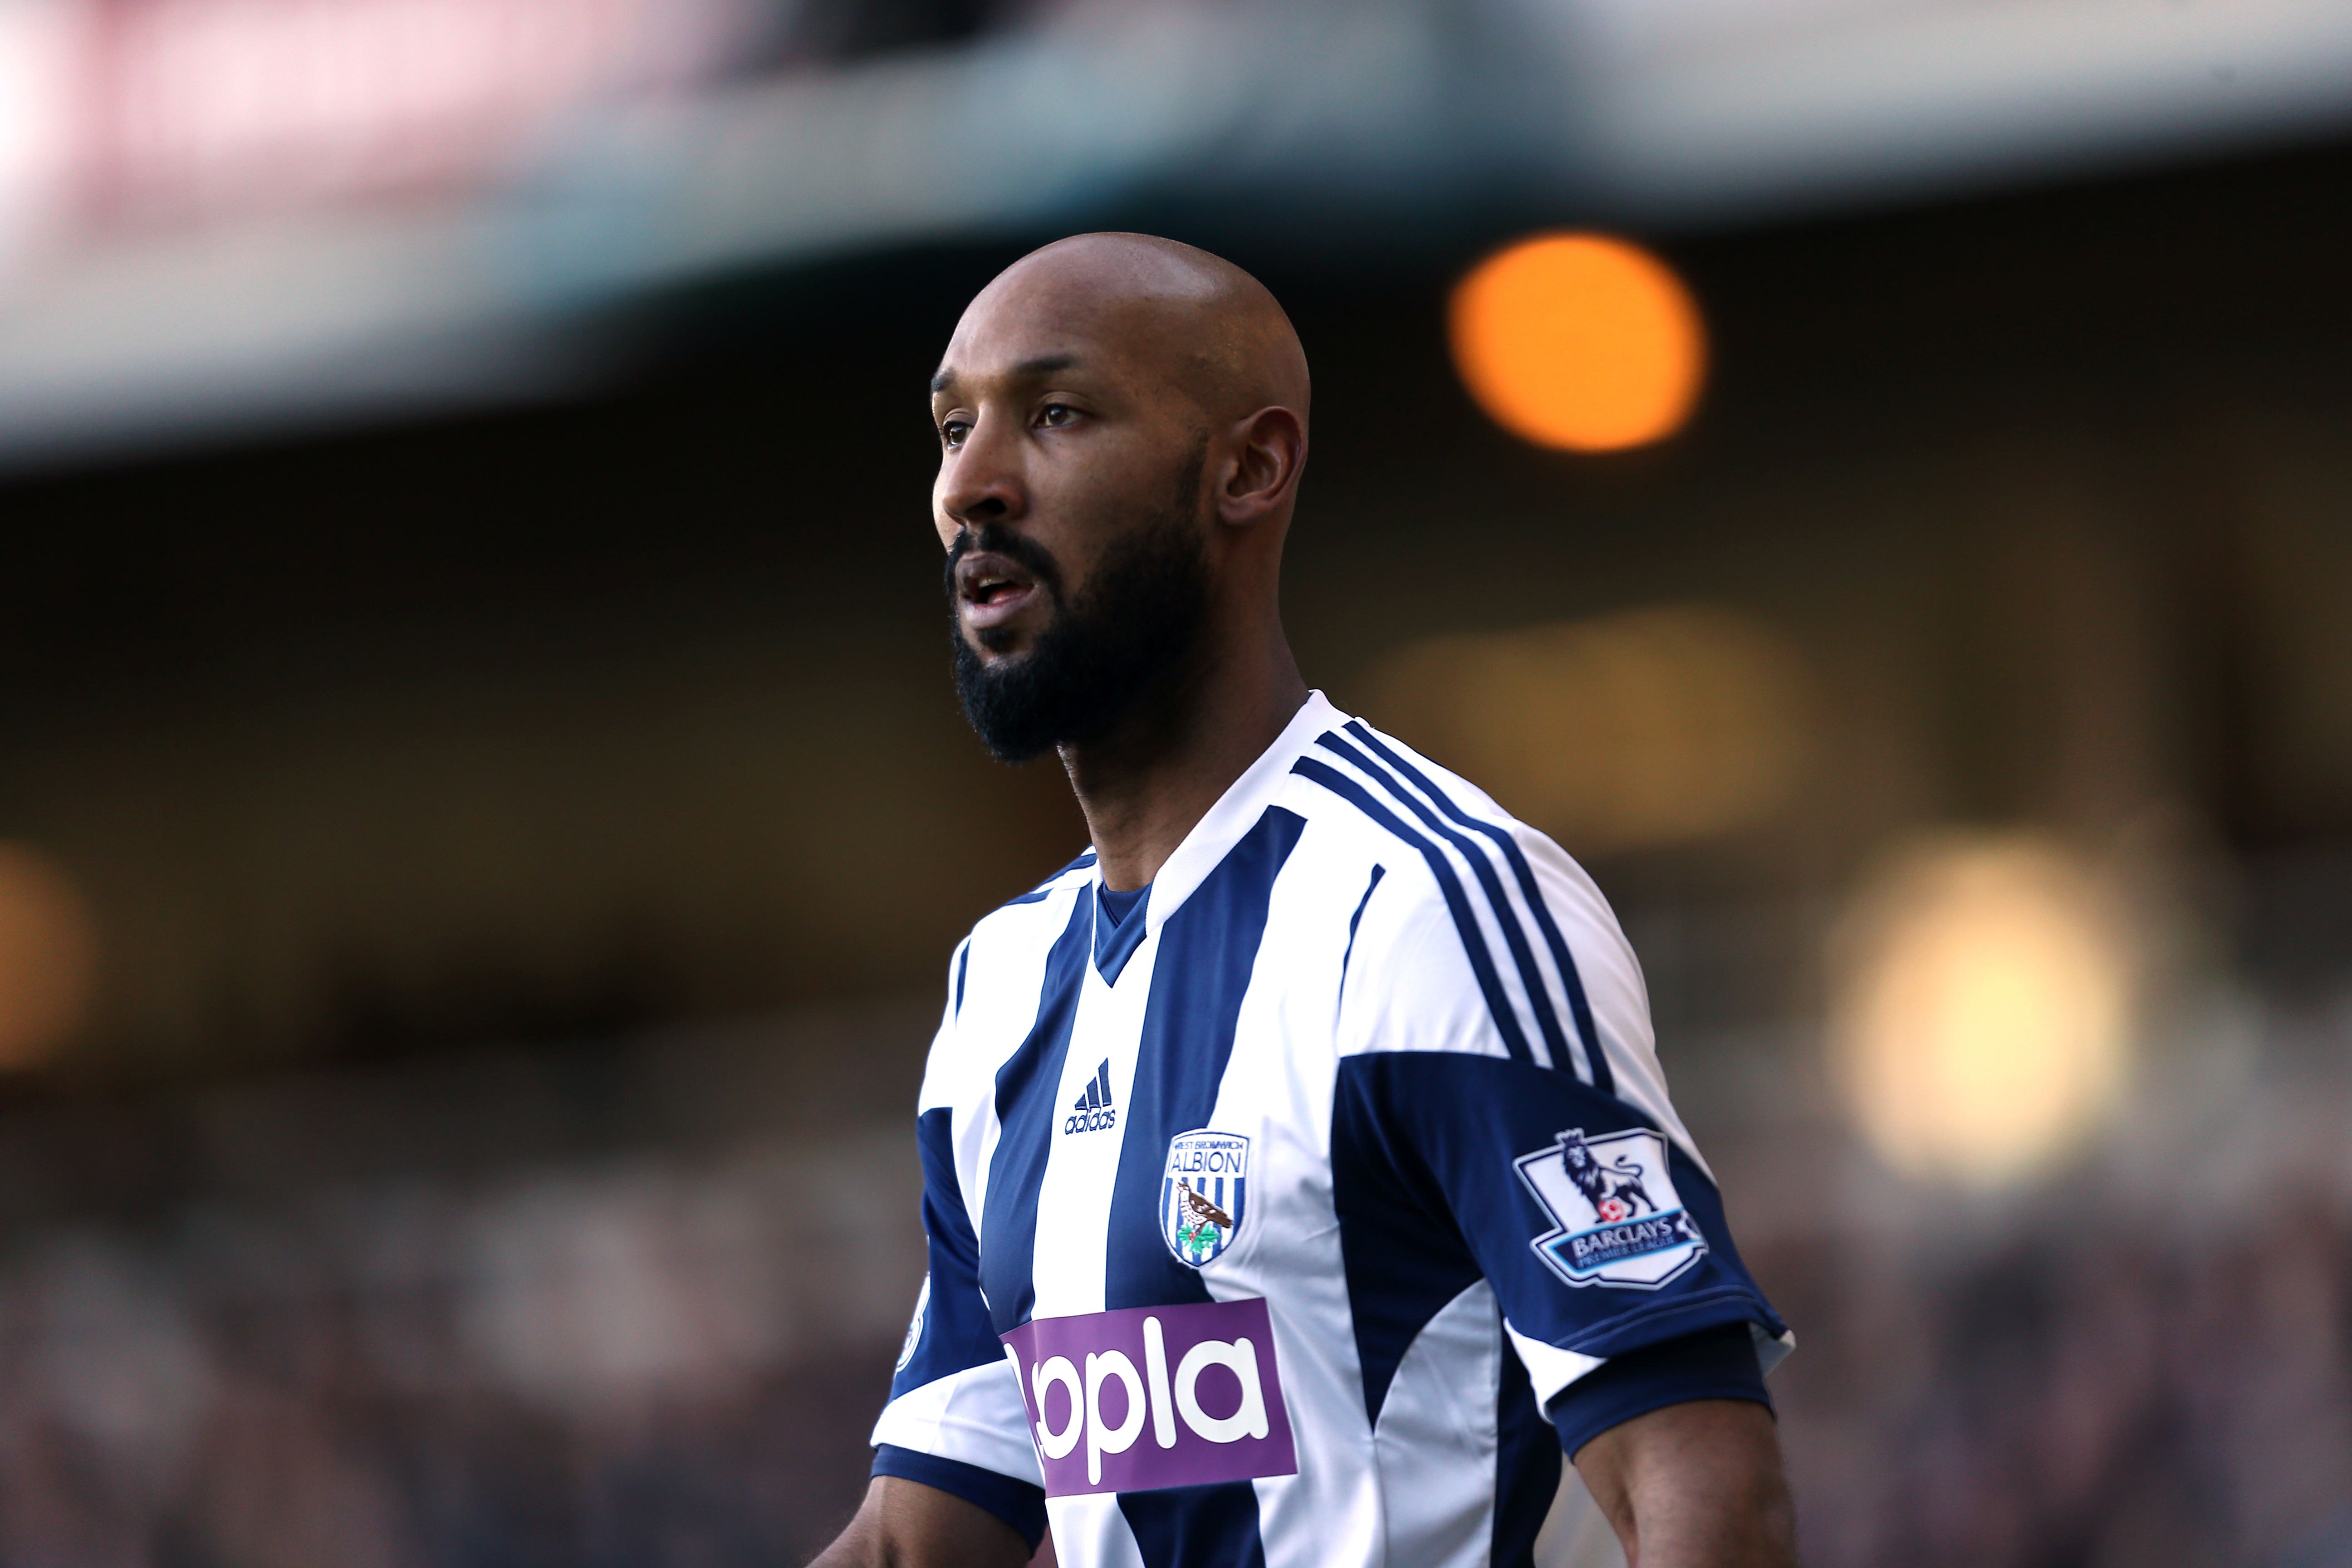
[813,234,1798,1568]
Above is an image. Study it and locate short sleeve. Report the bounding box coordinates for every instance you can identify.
[1545,1323,1771,1459]
[868,983,1044,1541]
[1331,850,1790,1431]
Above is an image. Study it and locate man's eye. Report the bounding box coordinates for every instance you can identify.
[1039,404,1076,428]
[941,420,970,448]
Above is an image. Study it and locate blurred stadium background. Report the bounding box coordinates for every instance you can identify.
[5,0,2352,1562]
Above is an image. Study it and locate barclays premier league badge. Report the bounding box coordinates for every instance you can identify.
[1515,1127,1707,1289]
[1161,1130,1249,1268]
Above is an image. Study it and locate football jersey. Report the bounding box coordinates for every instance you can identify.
[871,692,1790,1568]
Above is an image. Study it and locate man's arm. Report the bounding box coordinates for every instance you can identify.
[810,1476,1035,1568]
[1573,1399,1798,1568]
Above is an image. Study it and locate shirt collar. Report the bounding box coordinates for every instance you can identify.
[1091,690,1348,937]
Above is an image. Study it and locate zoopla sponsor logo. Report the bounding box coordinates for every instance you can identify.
[1000,1298,1298,1495]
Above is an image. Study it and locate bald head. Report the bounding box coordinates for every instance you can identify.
[946,233,1309,431]
[930,233,1312,766]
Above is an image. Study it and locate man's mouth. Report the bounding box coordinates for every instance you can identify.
[956,553,1041,631]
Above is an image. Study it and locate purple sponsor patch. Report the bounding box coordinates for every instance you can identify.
[1001,1298,1298,1496]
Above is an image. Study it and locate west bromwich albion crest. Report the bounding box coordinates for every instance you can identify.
[1161,1130,1249,1268]
[1515,1127,1706,1289]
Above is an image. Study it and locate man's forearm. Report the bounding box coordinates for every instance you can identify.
[1573,1398,1798,1568]
[808,1501,882,1568]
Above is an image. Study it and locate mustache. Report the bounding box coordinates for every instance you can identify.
[945,523,1065,600]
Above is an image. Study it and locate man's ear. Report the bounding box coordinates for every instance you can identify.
[1213,406,1307,529]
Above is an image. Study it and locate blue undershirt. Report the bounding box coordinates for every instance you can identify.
[1097,882,1147,926]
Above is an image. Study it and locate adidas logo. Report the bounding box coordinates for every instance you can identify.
[1063,1059,1118,1135]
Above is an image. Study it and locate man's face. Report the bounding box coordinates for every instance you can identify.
[930,274,1214,762]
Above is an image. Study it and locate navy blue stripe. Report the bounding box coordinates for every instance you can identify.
[1100,808,1302,1568]
[1120,1484,1269,1568]
[1337,863,1387,1000]
[952,941,971,1018]
[1548,1323,1770,1460]
[978,888,1094,1333]
[1093,883,1152,985]
[1319,733,1576,1076]
[1330,1064,1482,1426]
[891,1108,1004,1396]
[1001,849,1101,907]
[1105,805,1307,1311]
[1491,1314,1561,1568]
[1343,722,1612,1093]
[872,1446,1047,1553]
[1290,757,1535,1064]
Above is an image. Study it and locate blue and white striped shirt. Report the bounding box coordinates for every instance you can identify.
[872,693,1789,1568]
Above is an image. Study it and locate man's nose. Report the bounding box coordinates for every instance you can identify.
[937,414,1028,529]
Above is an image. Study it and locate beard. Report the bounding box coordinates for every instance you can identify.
[947,453,1211,764]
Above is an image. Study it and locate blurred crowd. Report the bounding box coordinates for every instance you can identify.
[1762,1042,2352,1568]
[0,1127,916,1564]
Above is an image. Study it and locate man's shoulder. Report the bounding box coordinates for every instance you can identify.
[1285,715,1601,919]
[1302,715,1645,1081]
[1286,715,1535,853]
[963,848,1099,941]
[918,851,1099,1106]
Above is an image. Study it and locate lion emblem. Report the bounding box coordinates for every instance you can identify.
[1560,1131,1655,1225]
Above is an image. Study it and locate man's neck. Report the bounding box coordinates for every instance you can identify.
[1061,632,1309,892]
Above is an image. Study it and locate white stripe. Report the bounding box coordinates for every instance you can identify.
[1028,935,1153,1323]
[1043,1495,1149,1568]
[1371,1281,1503,1568]
[1215,831,1385,1568]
